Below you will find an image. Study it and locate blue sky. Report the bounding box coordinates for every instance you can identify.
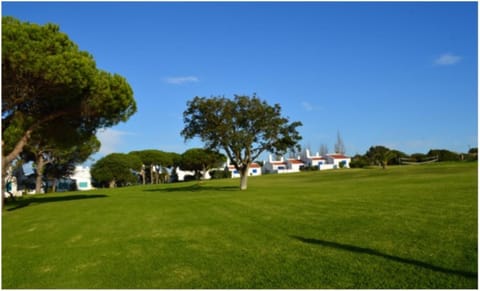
[3,2,478,164]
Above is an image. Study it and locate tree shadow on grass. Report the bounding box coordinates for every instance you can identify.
[144,183,239,193]
[290,235,477,279]
[6,194,108,212]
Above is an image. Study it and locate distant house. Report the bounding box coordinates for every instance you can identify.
[263,155,287,173]
[57,166,94,191]
[301,149,327,168]
[286,158,304,172]
[228,163,262,178]
[262,149,351,172]
[325,154,351,169]
[72,166,94,191]
[299,148,351,170]
[263,154,303,174]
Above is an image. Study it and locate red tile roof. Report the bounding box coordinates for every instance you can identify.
[288,159,304,164]
[270,162,287,165]
[228,163,262,169]
[329,154,349,159]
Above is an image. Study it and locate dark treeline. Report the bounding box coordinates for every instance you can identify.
[350,146,477,169]
[90,148,228,188]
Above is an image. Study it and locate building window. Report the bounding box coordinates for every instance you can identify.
[79,182,88,188]
[252,169,257,173]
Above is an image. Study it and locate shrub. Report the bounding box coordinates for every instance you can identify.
[209,169,232,179]
[300,165,318,171]
[350,154,369,168]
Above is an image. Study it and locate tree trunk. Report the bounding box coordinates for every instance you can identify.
[52,178,58,193]
[381,160,387,169]
[1,167,5,208]
[2,112,74,206]
[141,165,146,185]
[3,130,33,171]
[240,166,249,190]
[35,154,45,194]
[150,164,154,184]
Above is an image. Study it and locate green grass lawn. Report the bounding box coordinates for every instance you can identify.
[2,162,477,288]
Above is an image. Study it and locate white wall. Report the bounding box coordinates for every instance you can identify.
[71,166,94,191]
[175,167,212,181]
[229,166,262,178]
[319,164,336,171]
[4,176,21,197]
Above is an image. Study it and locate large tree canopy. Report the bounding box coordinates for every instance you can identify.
[129,150,179,184]
[2,17,137,192]
[91,153,142,188]
[365,145,397,169]
[43,135,101,192]
[181,94,302,190]
[179,148,226,180]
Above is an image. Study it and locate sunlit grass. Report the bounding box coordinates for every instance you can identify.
[2,162,477,288]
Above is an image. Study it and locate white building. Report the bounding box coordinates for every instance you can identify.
[301,149,327,167]
[263,155,287,173]
[3,166,21,198]
[174,167,213,181]
[299,148,351,170]
[70,166,94,191]
[286,158,305,172]
[264,154,304,174]
[227,163,262,178]
[297,149,352,171]
[325,154,351,169]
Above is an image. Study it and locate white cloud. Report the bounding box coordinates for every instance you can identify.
[434,53,462,65]
[301,101,322,112]
[302,101,314,111]
[96,128,133,155]
[164,76,199,85]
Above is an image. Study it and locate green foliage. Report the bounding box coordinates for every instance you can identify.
[353,146,473,168]
[2,163,477,288]
[2,16,136,165]
[179,148,225,180]
[349,154,370,168]
[90,153,142,187]
[129,150,178,167]
[410,153,428,162]
[466,148,477,161]
[44,136,101,184]
[427,149,460,162]
[181,94,302,189]
[209,169,232,179]
[388,149,408,165]
[366,145,396,169]
[300,165,318,171]
[129,150,178,184]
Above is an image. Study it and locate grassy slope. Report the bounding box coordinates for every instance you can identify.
[2,162,477,288]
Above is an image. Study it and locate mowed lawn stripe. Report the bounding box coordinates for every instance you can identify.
[2,162,477,288]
